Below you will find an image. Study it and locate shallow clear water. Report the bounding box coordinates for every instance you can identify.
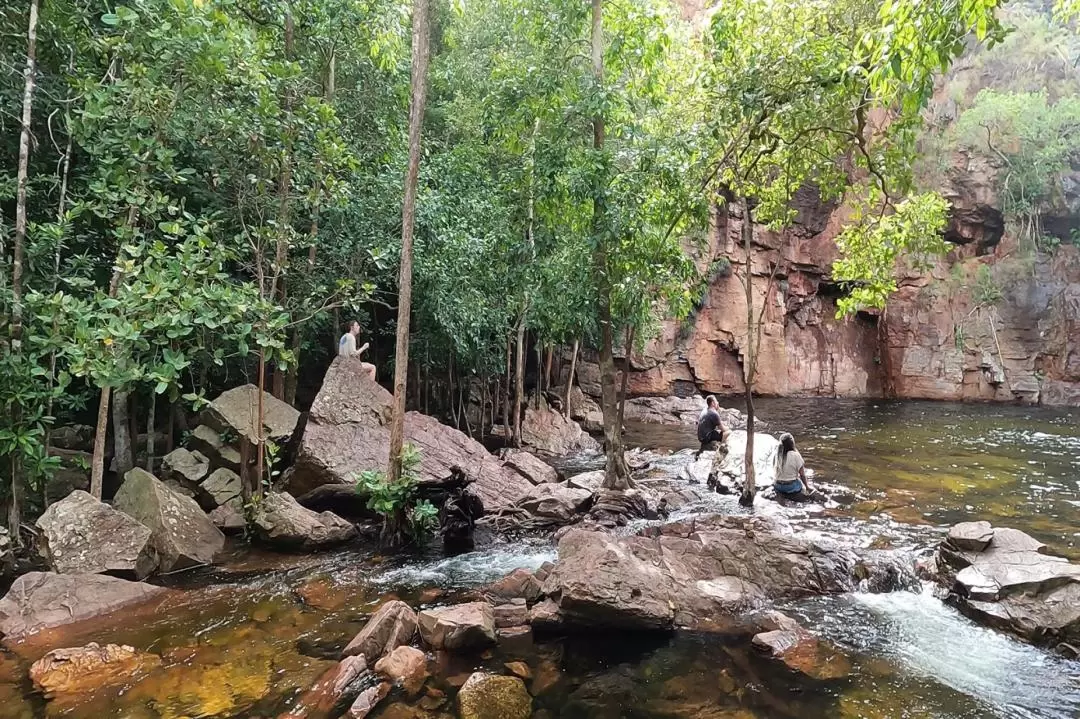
[0,399,1077,718]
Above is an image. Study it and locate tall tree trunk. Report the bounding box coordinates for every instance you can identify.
[112,389,134,479]
[503,337,511,440]
[617,324,636,429]
[590,0,631,491]
[386,0,431,488]
[535,340,542,409]
[270,11,296,402]
[256,349,266,496]
[563,338,579,417]
[8,0,40,539]
[739,199,757,507]
[90,389,111,499]
[145,395,156,472]
[511,312,526,447]
[543,346,553,397]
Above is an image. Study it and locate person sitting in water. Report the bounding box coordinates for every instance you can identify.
[338,320,376,381]
[695,395,729,459]
[773,432,820,500]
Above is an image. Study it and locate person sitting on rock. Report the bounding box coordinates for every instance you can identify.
[695,395,728,459]
[773,432,823,501]
[338,320,376,380]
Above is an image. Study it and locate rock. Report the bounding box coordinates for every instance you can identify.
[200,467,243,510]
[209,500,246,534]
[485,569,542,603]
[946,520,995,552]
[714,430,782,491]
[515,483,594,524]
[936,523,1080,649]
[160,447,210,487]
[457,672,531,719]
[566,470,604,492]
[752,626,851,680]
[417,602,497,651]
[113,468,225,572]
[374,645,428,695]
[540,516,914,631]
[280,655,373,719]
[527,599,563,631]
[493,600,529,628]
[204,384,301,446]
[49,424,95,451]
[35,490,157,578]
[0,572,167,640]
[251,491,356,550]
[347,682,390,719]
[297,484,378,520]
[343,600,418,660]
[188,424,242,473]
[520,398,599,455]
[288,358,532,512]
[30,642,161,697]
[504,661,531,680]
[44,449,92,504]
[499,449,559,485]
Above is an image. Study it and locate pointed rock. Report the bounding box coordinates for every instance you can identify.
[35,490,156,578]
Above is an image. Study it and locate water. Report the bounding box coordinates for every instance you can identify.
[0,399,1077,718]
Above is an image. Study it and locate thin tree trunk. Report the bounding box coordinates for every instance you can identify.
[90,389,111,499]
[511,312,526,447]
[617,324,636,430]
[270,11,295,402]
[112,389,134,479]
[503,337,511,440]
[739,199,757,507]
[8,0,40,539]
[386,0,431,488]
[239,435,253,505]
[166,399,176,453]
[591,0,631,490]
[543,346,553,397]
[563,338,579,417]
[145,395,156,472]
[256,349,266,497]
[535,340,543,409]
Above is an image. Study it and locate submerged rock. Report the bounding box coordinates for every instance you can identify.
[752,618,851,680]
[288,358,531,512]
[417,602,496,651]
[343,600,418,660]
[540,516,914,631]
[280,654,373,719]
[35,490,157,579]
[30,642,161,697]
[113,468,225,572]
[251,492,356,551]
[0,572,167,640]
[936,522,1080,651]
[457,672,531,719]
[520,398,599,455]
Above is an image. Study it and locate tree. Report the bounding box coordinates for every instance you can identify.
[386,0,432,489]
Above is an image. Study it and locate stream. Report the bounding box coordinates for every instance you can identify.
[1,399,1078,718]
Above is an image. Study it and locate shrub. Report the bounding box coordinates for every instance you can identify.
[355,444,438,546]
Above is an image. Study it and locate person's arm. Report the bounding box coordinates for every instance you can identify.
[357,341,369,356]
[796,455,812,489]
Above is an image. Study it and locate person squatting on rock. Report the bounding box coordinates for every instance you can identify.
[338,320,377,381]
[696,396,731,491]
[773,432,825,502]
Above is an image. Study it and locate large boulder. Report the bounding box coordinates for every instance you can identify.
[457,672,531,719]
[714,430,782,490]
[203,384,301,446]
[417,602,496,651]
[515,483,594,524]
[620,396,753,429]
[520,398,599,455]
[936,522,1080,651]
[251,491,356,550]
[540,516,914,630]
[499,449,559,485]
[0,572,167,640]
[30,642,161,697]
[35,490,157,579]
[287,358,532,512]
[343,600,418,660]
[113,468,225,572]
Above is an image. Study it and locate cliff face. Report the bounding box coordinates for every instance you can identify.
[571,155,1080,406]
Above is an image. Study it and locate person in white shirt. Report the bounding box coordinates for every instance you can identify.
[338,321,376,380]
[773,432,819,500]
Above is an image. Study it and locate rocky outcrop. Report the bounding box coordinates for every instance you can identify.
[457,672,531,719]
[520,398,599,455]
[619,395,750,429]
[538,516,915,631]
[251,492,356,550]
[35,490,157,579]
[936,522,1080,652]
[288,358,532,512]
[113,468,225,572]
[204,384,301,446]
[0,572,167,640]
[499,449,559,485]
[343,600,417,660]
[417,602,496,651]
[30,643,161,697]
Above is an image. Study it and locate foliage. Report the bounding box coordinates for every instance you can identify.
[973,264,1003,306]
[355,443,435,543]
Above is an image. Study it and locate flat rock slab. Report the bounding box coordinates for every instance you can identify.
[418,602,496,651]
[0,572,167,641]
[201,467,242,509]
[35,490,156,579]
[113,468,225,572]
[947,521,995,552]
[500,449,559,485]
[515,484,594,524]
